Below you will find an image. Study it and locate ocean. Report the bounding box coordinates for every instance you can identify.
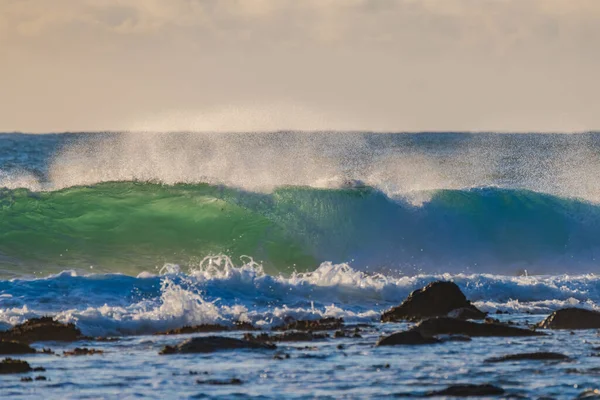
[1,132,600,399]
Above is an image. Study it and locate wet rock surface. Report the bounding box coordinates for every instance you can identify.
[0,358,32,374]
[0,340,37,355]
[156,322,258,336]
[274,317,343,331]
[537,308,600,330]
[196,378,243,385]
[244,331,327,343]
[376,330,441,346]
[414,317,544,337]
[381,281,486,322]
[0,317,83,343]
[424,384,505,397]
[485,352,571,363]
[63,347,104,356]
[156,324,232,335]
[160,336,276,354]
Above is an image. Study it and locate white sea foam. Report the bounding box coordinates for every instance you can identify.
[0,256,598,337]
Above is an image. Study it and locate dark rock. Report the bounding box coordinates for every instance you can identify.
[63,347,104,356]
[157,322,258,335]
[196,378,243,385]
[0,358,32,374]
[449,307,489,320]
[334,328,362,338]
[159,336,276,354]
[0,341,36,355]
[485,352,571,363]
[578,389,600,399]
[32,367,45,372]
[273,353,290,360]
[0,317,83,343]
[34,375,47,381]
[484,317,501,324]
[376,330,441,346]
[436,334,472,342]
[21,377,33,382]
[155,324,231,335]
[381,281,486,322]
[537,308,600,330]
[244,332,327,343]
[274,317,343,331]
[414,317,544,337]
[425,384,504,397]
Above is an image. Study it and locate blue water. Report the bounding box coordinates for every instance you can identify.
[1,132,600,399]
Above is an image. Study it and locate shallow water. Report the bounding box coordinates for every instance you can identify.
[2,319,600,399]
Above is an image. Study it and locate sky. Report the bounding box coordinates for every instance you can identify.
[1,0,599,133]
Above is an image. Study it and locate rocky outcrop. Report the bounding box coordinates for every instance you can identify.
[381,281,486,322]
[0,341,36,355]
[425,384,504,397]
[537,308,600,330]
[274,317,343,331]
[159,336,276,354]
[413,317,544,337]
[0,317,83,343]
[376,330,441,346]
[485,352,571,363]
[0,358,32,374]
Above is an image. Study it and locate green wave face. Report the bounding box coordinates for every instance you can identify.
[2,182,600,277]
[0,183,317,276]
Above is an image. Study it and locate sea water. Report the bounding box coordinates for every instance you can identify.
[1,132,600,399]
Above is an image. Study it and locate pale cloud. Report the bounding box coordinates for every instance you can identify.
[1,0,599,132]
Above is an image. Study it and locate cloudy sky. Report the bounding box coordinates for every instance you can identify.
[1,0,599,132]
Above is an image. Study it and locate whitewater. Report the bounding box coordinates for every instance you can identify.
[1,132,600,399]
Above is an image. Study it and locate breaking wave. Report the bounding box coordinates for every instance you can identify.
[1,181,599,276]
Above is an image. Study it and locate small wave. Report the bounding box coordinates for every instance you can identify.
[0,257,599,337]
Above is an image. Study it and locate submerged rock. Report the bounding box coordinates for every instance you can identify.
[334,328,362,339]
[244,331,327,343]
[0,317,83,343]
[63,347,104,356]
[381,281,486,322]
[425,384,505,397]
[376,330,441,346]
[537,308,600,330]
[0,358,32,374]
[274,317,343,332]
[0,341,36,355]
[485,352,571,363]
[159,336,276,354]
[156,322,258,336]
[414,317,544,337]
[156,324,232,335]
[196,378,243,385]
